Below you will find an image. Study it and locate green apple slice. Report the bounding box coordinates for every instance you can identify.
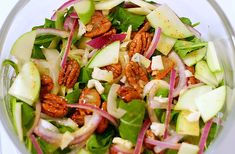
[95,0,124,10]
[195,86,226,122]
[10,31,36,68]
[206,41,222,72]
[9,62,40,106]
[178,142,199,154]
[147,5,193,39]
[87,41,120,68]
[126,7,152,15]
[12,101,23,141]
[195,60,218,88]
[74,0,95,25]
[176,111,199,136]
[175,85,213,111]
[183,47,207,67]
[156,34,177,55]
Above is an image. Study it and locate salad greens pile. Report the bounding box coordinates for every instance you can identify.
[2,0,226,154]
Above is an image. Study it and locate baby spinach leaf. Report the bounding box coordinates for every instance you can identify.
[118,100,146,144]
[78,67,93,83]
[206,123,220,147]
[109,7,145,32]
[180,17,192,26]
[155,87,169,97]
[66,89,81,104]
[101,83,111,101]
[87,126,115,154]
[50,121,74,133]
[31,45,46,59]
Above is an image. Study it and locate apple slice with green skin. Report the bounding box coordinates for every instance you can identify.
[183,47,207,67]
[126,7,152,15]
[206,41,222,72]
[175,85,213,111]
[9,61,40,106]
[147,5,193,39]
[195,60,218,88]
[87,41,120,68]
[95,0,124,10]
[156,34,177,55]
[12,101,23,142]
[176,111,200,136]
[195,86,226,122]
[10,31,36,68]
[74,0,95,25]
[178,142,199,154]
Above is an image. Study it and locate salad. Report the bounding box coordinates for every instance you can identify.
[2,0,226,154]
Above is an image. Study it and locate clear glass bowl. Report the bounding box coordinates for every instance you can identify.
[0,0,235,153]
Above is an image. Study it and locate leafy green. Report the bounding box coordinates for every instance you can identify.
[101,83,111,101]
[108,7,145,32]
[119,100,146,144]
[65,83,82,104]
[50,121,74,133]
[174,39,207,58]
[165,149,178,154]
[34,35,56,48]
[22,103,35,134]
[155,87,169,97]
[143,149,154,154]
[2,59,19,75]
[87,126,115,154]
[206,123,220,147]
[31,45,46,59]
[78,67,93,83]
[159,110,179,124]
[180,17,200,27]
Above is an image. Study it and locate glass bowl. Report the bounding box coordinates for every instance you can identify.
[0,0,235,153]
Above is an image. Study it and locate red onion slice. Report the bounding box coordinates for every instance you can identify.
[30,134,43,154]
[111,145,134,154]
[64,16,75,31]
[145,138,181,150]
[169,51,187,97]
[144,27,161,59]
[51,0,79,20]
[70,12,79,19]
[67,103,118,127]
[27,101,41,136]
[164,69,176,139]
[36,28,70,38]
[198,119,213,154]
[134,119,151,154]
[147,84,160,122]
[61,19,78,68]
[87,34,127,49]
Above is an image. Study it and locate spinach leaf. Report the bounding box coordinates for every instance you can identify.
[31,45,46,59]
[108,7,145,32]
[22,103,35,127]
[87,126,115,154]
[165,149,178,154]
[50,121,74,133]
[143,149,154,154]
[78,67,93,83]
[180,17,200,27]
[66,86,81,104]
[34,35,56,48]
[174,39,207,58]
[155,87,169,97]
[206,123,220,147]
[101,83,111,101]
[119,100,146,144]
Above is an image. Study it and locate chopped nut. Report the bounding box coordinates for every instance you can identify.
[186,65,200,85]
[102,63,122,79]
[103,28,117,36]
[70,110,86,126]
[96,102,109,134]
[40,74,54,98]
[41,93,68,118]
[85,11,112,38]
[58,59,80,89]
[117,86,141,102]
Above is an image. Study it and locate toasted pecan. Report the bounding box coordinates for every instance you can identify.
[117,86,141,102]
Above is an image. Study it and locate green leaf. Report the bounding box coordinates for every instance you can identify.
[2,59,19,75]
[109,7,145,32]
[180,17,192,26]
[34,35,56,48]
[78,67,93,83]
[37,138,59,153]
[119,100,146,144]
[50,121,75,133]
[22,103,35,134]
[66,89,81,104]
[31,45,46,59]
[101,83,111,101]
[143,149,154,154]
[206,123,220,147]
[44,19,56,28]
[165,149,178,154]
[174,39,207,58]
[87,126,115,154]
[155,87,169,97]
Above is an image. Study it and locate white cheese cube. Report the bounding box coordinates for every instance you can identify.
[151,55,164,71]
[112,137,134,150]
[87,79,105,94]
[131,53,151,68]
[150,122,165,137]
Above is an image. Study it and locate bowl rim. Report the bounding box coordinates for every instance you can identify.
[0,0,235,154]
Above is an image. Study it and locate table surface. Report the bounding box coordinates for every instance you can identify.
[0,0,235,153]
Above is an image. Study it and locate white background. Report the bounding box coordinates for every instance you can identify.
[0,0,234,153]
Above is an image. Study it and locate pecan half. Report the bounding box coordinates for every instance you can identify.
[102,63,122,79]
[186,65,200,85]
[152,57,175,80]
[40,74,54,98]
[128,32,153,57]
[41,93,68,118]
[70,109,86,126]
[117,86,141,102]
[58,59,80,89]
[103,28,117,36]
[96,102,109,134]
[138,22,151,33]
[85,11,112,38]
[125,61,149,94]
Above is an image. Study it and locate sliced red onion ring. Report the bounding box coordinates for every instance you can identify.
[70,12,79,19]
[144,27,161,59]
[198,119,213,154]
[154,133,183,153]
[145,138,181,150]
[111,145,134,154]
[27,101,41,136]
[87,34,127,49]
[147,84,160,122]
[164,69,176,139]
[36,28,70,38]
[51,0,79,20]
[134,119,151,154]
[67,103,118,127]
[30,134,43,154]
[61,19,78,68]
[64,16,75,31]
[169,51,187,97]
